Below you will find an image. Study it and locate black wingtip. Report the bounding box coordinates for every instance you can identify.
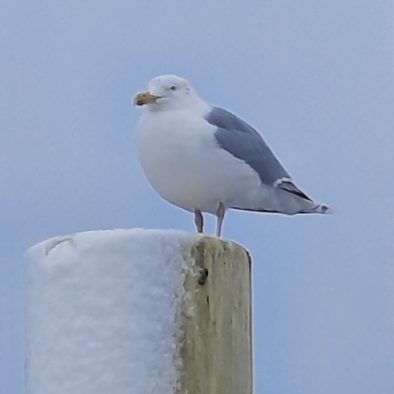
[315,204,332,214]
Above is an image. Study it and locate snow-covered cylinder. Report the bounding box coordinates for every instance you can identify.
[25,229,252,394]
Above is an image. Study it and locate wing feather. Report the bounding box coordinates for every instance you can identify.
[206,106,290,186]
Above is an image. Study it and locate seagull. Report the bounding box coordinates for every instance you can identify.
[134,74,328,237]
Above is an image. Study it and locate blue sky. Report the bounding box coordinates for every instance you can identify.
[1,1,394,393]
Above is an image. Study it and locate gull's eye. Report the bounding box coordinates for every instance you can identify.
[169,85,177,91]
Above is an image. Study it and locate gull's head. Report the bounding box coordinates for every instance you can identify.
[134,74,202,111]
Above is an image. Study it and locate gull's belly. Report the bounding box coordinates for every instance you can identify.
[137,111,261,213]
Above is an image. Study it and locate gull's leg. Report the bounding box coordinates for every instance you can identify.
[216,202,225,237]
[194,209,204,233]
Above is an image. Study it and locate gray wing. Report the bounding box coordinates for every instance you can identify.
[206,106,311,200]
[206,106,289,185]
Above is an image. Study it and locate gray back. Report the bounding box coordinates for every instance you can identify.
[206,107,290,185]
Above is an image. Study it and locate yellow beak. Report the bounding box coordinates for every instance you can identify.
[133,91,161,106]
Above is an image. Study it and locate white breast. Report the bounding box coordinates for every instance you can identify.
[137,109,262,214]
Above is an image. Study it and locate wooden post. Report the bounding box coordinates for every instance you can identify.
[25,230,252,394]
[180,237,253,394]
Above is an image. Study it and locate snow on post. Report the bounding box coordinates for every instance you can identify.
[25,229,252,394]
